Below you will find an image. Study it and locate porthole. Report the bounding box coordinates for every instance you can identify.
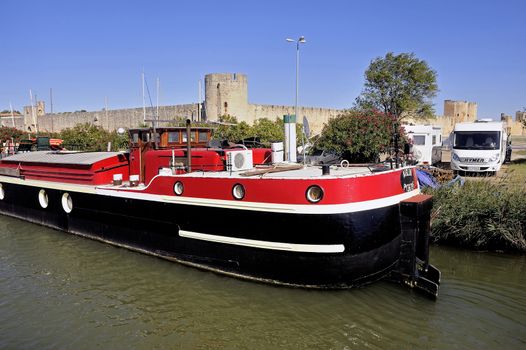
[232,183,245,200]
[306,185,324,203]
[0,183,4,200]
[61,193,73,213]
[38,189,49,209]
[174,181,184,196]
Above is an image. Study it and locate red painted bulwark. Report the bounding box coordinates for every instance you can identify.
[116,167,415,205]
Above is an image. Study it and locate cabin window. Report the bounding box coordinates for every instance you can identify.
[168,132,180,143]
[132,133,139,144]
[413,135,426,145]
[198,130,208,142]
[141,132,150,142]
[182,131,196,143]
[432,135,437,145]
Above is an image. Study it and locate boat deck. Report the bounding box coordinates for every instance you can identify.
[175,164,387,179]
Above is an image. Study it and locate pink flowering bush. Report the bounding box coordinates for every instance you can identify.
[316,110,404,163]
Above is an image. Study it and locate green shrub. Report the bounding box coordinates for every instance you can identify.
[0,126,27,143]
[428,181,526,252]
[316,110,403,163]
[213,115,304,146]
[59,123,128,152]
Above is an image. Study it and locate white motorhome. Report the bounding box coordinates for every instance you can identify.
[451,120,508,174]
[404,125,442,165]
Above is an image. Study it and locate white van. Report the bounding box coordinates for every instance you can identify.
[404,125,442,165]
[451,120,508,174]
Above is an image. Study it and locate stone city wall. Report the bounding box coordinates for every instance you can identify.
[0,116,25,130]
[34,102,343,135]
[247,104,343,134]
[407,115,525,137]
[509,121,525,135]
[36,104,202,132]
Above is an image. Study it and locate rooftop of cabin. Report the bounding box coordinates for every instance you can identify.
[1,151,127,166]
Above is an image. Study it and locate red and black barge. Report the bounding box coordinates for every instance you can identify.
[0,123,440,296]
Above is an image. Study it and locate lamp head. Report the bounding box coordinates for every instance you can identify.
[298,36,306,43]
[286,38,294,42]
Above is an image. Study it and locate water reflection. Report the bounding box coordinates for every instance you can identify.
[1,215,525,349]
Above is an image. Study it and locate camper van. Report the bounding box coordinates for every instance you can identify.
[404,125,442,165]
[451,120,508,174]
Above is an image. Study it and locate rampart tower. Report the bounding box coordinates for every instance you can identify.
[443,100,477,123]
[204,73,248,121]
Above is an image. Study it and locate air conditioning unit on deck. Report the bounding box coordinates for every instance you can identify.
[226,150,253,171]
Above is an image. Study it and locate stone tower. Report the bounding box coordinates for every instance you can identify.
[516,110,526,123]
[443,100,477,123]
[23,101,46,131]
[204,73,248,121]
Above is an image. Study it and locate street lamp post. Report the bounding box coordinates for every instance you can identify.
[286,36,306,162]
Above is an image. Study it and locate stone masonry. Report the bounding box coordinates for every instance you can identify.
[23,73,525,136]
[28,73,344,135]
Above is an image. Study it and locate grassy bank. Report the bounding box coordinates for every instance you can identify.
[426,160,526,252]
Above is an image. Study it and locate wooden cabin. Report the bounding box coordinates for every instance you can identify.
[128,126,214,149]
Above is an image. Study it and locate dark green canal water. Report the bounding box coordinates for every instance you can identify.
[1,215,525,349]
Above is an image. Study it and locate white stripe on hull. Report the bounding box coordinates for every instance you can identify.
[179,230,345,253]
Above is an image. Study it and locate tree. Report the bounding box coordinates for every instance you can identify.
[214,115,252,143]
[316,110,404,163]
[213,115,304,146]
[0,126,26,143]
[356,52,438,121]
[1,109,21,115]
[60,123,127,151]
[251,118,284,144]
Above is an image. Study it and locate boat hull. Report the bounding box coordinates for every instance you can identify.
[0,181,403,288]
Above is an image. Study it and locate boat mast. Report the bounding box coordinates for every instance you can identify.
[198,78,202,122]
[156,77,160,121]
[29,89,38,134]
[142,70,146,123]
[9,102,15,128]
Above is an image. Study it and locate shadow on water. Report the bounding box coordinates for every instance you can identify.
[1,215,525,349]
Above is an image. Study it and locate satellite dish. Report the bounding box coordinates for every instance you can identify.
[302,116,310,138]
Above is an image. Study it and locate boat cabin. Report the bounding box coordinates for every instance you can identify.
[128,125,272,185]
[129,126,214,149]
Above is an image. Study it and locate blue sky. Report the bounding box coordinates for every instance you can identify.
[1,0,525,118]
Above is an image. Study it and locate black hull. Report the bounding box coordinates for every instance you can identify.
[0,182,403,288]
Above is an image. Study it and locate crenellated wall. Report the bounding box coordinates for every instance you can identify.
[247,104,343,134]
[36,104,202,132]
